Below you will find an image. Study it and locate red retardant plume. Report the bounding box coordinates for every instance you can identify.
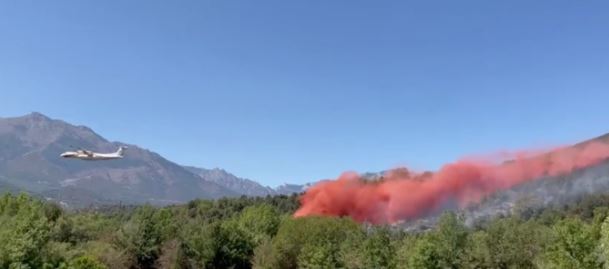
[294,141,609,224]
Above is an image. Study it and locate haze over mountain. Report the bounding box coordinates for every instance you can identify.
[0,113,304,207]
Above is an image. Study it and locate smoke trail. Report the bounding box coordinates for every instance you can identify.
[294,141,609,224]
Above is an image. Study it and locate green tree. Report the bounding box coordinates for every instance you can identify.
[407,234,441,269]
[0,194,51,268]
[402,212,469,269]
[297,240,339,269]
[270,216,360,269]
[359,228,396,269]
[433,212,468,268]
[470,217,550,268]
[115,205,168,268]
[215,220,256,269]
[462,230,492,268]
[540,217,600,269]
[178,221,218,268]
[337,229,366,269]
[598,215,609,268]
[67,256,108,269]
[252,238,274,269]
[395,234,418,269]
[237,204,280,245]
[179,219,254,269]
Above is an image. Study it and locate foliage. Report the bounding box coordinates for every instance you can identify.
[66,256,108,269]
[3,192,609,269]
[270,216,360,268]
[540,217,601,269]
[115,205,168,268]
[0,193,51,268]
[358,228,396,269]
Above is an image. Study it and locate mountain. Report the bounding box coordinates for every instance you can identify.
[0,112,239,207]
[274,183,307,195]
[184,166,276,196]
[275,182,321,194]
[184,166,322,196]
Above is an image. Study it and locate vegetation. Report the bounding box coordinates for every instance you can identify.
[4,192,609,268]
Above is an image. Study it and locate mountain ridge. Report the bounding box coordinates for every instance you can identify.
[0,112,244,207]
[184,166,276,196]
[0,112,311,207]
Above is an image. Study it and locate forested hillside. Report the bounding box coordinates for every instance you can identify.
[4,192,609,268]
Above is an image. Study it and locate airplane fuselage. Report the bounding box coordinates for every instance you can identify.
[61,152,123,160]
[60,147,126,161]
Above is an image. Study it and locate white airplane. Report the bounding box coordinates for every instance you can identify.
[60,146,127,160]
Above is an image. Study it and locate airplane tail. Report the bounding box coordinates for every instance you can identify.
[117,146,127,156]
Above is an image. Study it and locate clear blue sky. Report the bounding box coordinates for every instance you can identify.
[1,1,608,186]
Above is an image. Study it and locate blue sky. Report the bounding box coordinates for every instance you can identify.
[1,1,608,186]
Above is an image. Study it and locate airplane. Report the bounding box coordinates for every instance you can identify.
[60,146,127,160]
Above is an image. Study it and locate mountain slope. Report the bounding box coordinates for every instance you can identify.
[0,112,237,206]
[463,158,609,224]
[184,166,322,196]
[398,132,609,231]
[184,166,276,196]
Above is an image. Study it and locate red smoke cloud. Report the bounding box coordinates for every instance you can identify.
[294,141,609,224]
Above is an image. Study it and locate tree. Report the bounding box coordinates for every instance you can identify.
[81,241,131,269]
[598,215,609,268]
[236,204,280,246]
[67,256,108,269]
[178,221,218,268]
[470,217,550,268]
[402,212,469,269]
[432,212,468,268]
[215,220,256,269]
[540,217,600,269]
[252,238,274,269]
[359,228,396,269]
[462,230,492,268]
[179,219,254,269]
[269,216,360,269]
[115,205,167,268]
[0,194,51,268]
[407,234,441,269]
[395,234,418,269]
[337,229,367,269]
[297,240,339,269]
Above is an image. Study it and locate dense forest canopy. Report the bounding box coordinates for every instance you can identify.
[3,192,609,268]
